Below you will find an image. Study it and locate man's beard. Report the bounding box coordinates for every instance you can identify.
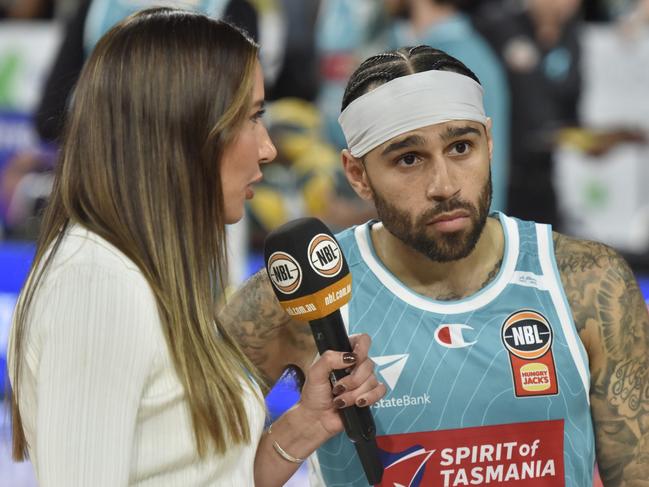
[372,175,492,263]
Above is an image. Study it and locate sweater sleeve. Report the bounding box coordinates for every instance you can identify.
[34,264,159,486]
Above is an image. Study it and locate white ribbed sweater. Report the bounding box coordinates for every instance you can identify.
[8,225,265,486]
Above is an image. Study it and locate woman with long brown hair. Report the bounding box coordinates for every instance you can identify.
[8,8,384,486]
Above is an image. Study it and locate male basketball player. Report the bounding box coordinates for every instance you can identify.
[220,46,649,486]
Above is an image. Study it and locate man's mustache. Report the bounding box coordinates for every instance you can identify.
[420,198,476,222]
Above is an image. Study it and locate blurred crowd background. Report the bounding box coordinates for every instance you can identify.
[1,0,649,485]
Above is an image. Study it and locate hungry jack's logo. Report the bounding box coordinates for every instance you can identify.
[501,310,559,397]
[267,251,302,295]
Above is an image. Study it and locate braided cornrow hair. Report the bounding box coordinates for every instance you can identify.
[341,45,480,112]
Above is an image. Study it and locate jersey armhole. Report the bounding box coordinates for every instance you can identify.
[536,223,591,400]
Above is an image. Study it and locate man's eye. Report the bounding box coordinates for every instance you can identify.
[397,154,419,166]
[450,142,471,155]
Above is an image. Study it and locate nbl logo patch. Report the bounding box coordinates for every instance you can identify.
[307,233,343,278]
[502,311,552,359]
[267,251,302,295]
[501,310,559,397]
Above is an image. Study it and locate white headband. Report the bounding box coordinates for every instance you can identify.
[338,70,487,157]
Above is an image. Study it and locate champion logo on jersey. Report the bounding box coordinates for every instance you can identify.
[434,324,476,348]
[372,354,409,391]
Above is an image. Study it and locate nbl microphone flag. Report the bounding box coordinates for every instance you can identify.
[264,218,351,321]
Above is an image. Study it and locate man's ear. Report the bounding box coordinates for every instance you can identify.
[341,149,373,201]
[485,118,494,162]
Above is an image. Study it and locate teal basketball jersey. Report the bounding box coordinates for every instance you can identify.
[315,213,595,487]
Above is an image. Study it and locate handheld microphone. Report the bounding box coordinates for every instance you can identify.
[264,217,384,486]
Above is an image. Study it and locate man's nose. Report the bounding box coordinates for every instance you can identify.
[425,160,459,202]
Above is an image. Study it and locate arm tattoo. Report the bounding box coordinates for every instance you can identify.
[219,270,314,388]
[554,233,649,486]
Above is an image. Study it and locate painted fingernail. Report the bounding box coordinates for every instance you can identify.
[334,398,346,409]
[356,397,367,407]
[332,384,346,395]
[343,353,357,364]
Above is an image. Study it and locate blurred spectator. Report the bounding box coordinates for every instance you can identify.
[246,97,374,250]
[0,16,62,238]
[34,0,90,142]
[315,0,389,149]
[36,0,320,140]
[0,149,55,239]
[315,0,511,213]
[552,0,649,268]
[82,1,255,54]
[246,0,287,96]
[36,0,259,143]
[464,0,517,17]
[584,0,641,21]
[265,0,320,101]
[618,0,649,34]
[0,0,81,19]
[0,0,54,19]
[477,0,583,229]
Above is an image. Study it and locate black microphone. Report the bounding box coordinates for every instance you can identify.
[264,217,384,486]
